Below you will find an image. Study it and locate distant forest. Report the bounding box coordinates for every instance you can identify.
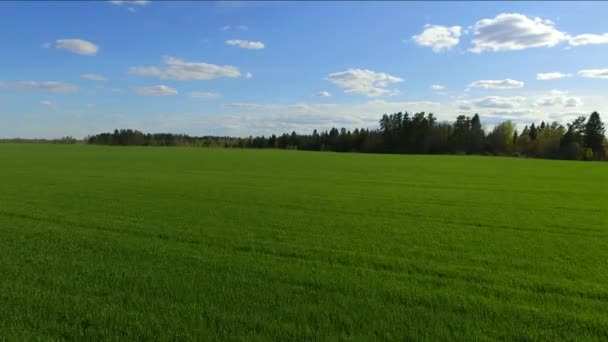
[85,111,607,161]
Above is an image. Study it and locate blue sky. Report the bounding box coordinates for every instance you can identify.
[1,1,608,138]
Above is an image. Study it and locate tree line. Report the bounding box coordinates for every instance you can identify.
[86,111,607,161]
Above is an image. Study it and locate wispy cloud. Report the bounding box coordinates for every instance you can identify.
[130,56,241,80]
[221,25,249,31]
[226,39,265,50]
[468,79,524,89]
[313,91,332,97]
[40,100,56,108]
[189,92,220,99]
[81,73,107,81]
[135,85,178,96]
[569,33,608,46]
[327,69,403,97]
[16,81,78,93]
[536,72,572,80]
[44,39,99,55]
[577,69,608,79]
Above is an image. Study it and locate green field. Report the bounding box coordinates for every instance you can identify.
[1,144,607,340]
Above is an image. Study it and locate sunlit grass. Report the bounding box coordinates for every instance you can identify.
[0,144,607,339]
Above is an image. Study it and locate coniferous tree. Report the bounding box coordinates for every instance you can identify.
[584,112,606,158]
[529,124,538,140]
[469,114,484,154]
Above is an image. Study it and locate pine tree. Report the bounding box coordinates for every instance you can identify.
[529,124,538,140]
[584,112,606,157]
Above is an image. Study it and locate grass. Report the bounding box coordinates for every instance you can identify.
[0,143,607,340]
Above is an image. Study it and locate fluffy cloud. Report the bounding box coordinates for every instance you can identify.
[412,24,462,52]
[130,56,241,80]
[45,39,99,55]
[16,81,78,93]
[314,91,332,97]
[81,73,107,81]
[534,91,582,108]
[189,92,220,99]
[569,33,608,46]
[471,96,525,109]
[135,85,178,96]
[225,39,265,50]
[327,69,403,97]
[456,96,525,110]
[470,13,567,53]
[536,72,571,80]
[430,85,445,90]
[468,79,524,89]
[577,69,608,79]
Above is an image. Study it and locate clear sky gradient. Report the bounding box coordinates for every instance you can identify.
[1,1,607,138]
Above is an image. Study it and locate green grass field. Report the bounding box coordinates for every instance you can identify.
[1,144,607,340]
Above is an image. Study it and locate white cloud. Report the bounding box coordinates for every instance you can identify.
[569,33,608,46]
[109,0,149,5]
[450,90,592,127]
[17,81,78,93]
[245,72,253,79]
[217,100,440,136]
[470,13,568,53]
[46,39,99,55]
[225,39,265,50]
[327,69,403,97]
[81,73,107,81]
[430,84,445,90]
[189,92,220,99]
[40,100,54,108]
[577,69,608,79]
[130,56,241,80]
[534,90,582,108]
[412,24,461,52]
[461,96,526,109]
[135,85,178,96]
[468,79,524,89]
[314,91,332,97]
[536,72,571,80]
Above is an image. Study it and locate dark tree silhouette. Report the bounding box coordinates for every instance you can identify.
[85,111,607,161]
[585,112,606,158]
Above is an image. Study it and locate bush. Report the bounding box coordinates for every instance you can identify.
[561,141,583,160]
